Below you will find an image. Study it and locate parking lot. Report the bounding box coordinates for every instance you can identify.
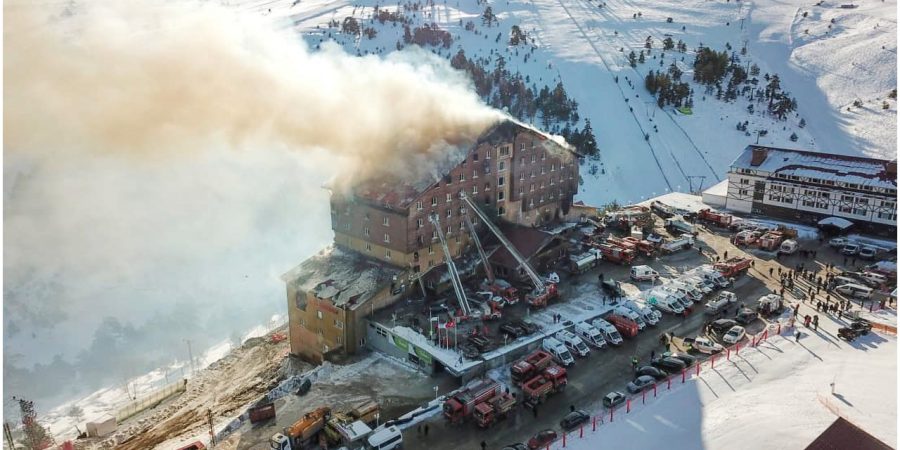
[399,219,895,450]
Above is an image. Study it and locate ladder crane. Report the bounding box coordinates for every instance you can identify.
[462,212,518,304]
[460,195,558,307]
[429,213,471,317]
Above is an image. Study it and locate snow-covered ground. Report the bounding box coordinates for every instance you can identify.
[551,312,897,449]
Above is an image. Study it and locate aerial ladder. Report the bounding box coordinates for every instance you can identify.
[460,196,558,307]
[462,212,518,304]
[429,213,471,317]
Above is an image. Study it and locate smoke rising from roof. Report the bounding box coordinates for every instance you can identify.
[3,0,500,414]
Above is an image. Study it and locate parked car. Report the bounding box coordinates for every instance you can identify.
[829,237,849,248]
[602,391,626,408]
[859,246,879,260]
[735,308,758,325]
[708,319,738,335]
[663,352,696,367]
[560,410,590,430]
[636,365,668,380]
[626,375,657,393]
[502,444,528,450]
[527,430,558,449]
[842,243,861,255]
[722,326,746,344]
[651,357,687,373]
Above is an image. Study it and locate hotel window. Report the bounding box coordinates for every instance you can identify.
[364,213,370,221]
[473,169,478,179]
[520,157,526,166]
[383,233,390,243]
[550,177,555,185]
[541,166,546,175]
[498,191,505,201]
[551,163,556,172]
[499,161,506,171]
[839,195,854,214]
[446,208,452,218]
[431,196,437,206]
[485,182,491,191]
[385,249,392,260]
[364,227,370,237]
[334,320,344,329]
[336,336,343,345]
[365,242,372,252]
[530,184,535,192]
[317,310,323,319]
[459,173,466,182]
[541,152,546,160]
[447,225,453,234]
[416,201,423,211]
[417,218,423,228]
[498,176,505,187]
[472,185,479,194]
[498,206,506,215]
[520,173,525,181]
[531,154,536,163]
[485,150,491,160]
[473,152,479,161]
[446,193,452,203]
[500,146,510,157]
[428,245,434,255]
[520,143,526,150]
[383,216,390,226]
[458,189,464,199]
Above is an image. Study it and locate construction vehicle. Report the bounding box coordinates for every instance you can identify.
[473,392,517,428]
[521,365,568,406]
[622,236,657,256]
[272,406,331,450]
[461,195,558,308]
[660,235,694,254]
[443,380,502,424]
[757,294,784,316]
[697,209,734,228]
[757,231,785,251]
[510,350,554,384]
[430,214,472,318]
[664,216,696,235]
[249,401,276,424]
[714,257,752,278]
[597,243,635,265]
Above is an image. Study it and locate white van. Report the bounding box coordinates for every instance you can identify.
[697,266,729,288]
[574,322,607,348]
[835,284,873,299]
[683,276,713,295]
[366,426,402,450]
[779,239,799,255]
[556,330,591,357]
[644,290,684,314]
[860,271,888,287]
[668,281,703,302]
[542,337,575,366]
[630,265,660,282]
[614,305,646,330]
[622,299,659,326]
[833,276,858,287]
[591,318,623,345]
[663,287,692,308]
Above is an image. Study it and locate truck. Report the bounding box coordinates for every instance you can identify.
[510,350,554,384]
[623,236,658,257]
[322,417,373,449]
[705,291,737,314]
[574,321,607,348]
[568,249,602,274]
[660,235,694,254]
[664,216,696,235]
[273,406,331,450]
[248,401,276,424]
[521,365,568,405]
[601,279,626,298]
[443,381,502,424]
[757,294,784,316]
[605,314,639,338]
[757,231,785,251]
[697,209,733,228]
[473,392,517,428]
[714,257,752,278]
[606,205,654,231]
[650,200,675,218]
[556,329,591,357]
[597,243,635,265]
[542,337,575,366]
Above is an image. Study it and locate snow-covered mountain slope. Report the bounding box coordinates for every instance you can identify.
[238,0,895,206]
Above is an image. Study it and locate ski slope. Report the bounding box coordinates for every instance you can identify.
[237,0,894,206]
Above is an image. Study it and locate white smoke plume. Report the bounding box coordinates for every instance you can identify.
[3,0,501,412]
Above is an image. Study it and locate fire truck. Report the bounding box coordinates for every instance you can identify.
[521,365,568,407]
[698,209,734,228]
[473,392,517,428]
[510,350,554,384]
[597,243,635,265]
[714,257,753,278]
[442,381,502,424]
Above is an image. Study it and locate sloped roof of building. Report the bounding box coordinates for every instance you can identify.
[280,246,401,310]
[351,119,574,210]
[489,223,558,268]
[805,417,892,450]
[731,145,897,190]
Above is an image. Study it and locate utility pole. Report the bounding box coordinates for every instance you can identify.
[207,409,217,447]
[185,339,196,376]
[4,421,16,450]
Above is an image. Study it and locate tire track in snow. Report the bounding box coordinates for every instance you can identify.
[549,0,675,191]
[572,0,722,183]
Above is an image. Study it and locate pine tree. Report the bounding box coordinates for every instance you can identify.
[628,51,637,68]
[638,50,645,64]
